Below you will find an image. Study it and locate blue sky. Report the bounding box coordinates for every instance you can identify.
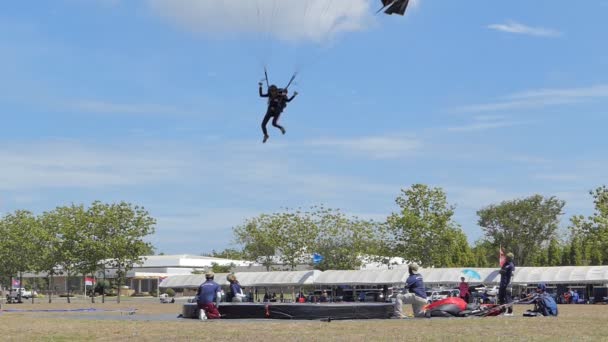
[1,0,607,254]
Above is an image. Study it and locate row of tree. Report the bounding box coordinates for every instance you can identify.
[226,184,608,270]
[0,201,155,303]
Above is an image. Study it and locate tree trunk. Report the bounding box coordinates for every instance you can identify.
[116,268,122,304]
[102,266,106,304]
[48,274,53,304]
[66,271,71,304]
[18,272,23,303]
[31,275,35,304]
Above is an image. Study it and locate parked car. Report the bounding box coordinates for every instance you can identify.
[475,285,498,296]
[6,288,38,301]
[426,289,460,303]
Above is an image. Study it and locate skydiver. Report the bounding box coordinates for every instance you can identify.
[258,82,297,143]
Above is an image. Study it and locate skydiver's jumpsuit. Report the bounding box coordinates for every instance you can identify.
[259,87,295,136]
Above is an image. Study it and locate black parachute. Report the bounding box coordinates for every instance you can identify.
[379,0,411,16]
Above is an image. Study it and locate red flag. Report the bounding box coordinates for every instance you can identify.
[85,277,96,286]
[499,245,506,267]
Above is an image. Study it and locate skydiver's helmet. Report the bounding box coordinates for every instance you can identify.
[269,85,278,94]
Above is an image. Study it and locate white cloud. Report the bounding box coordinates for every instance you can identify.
[447,115,531,132]
[0,141,188,190]
[147,0,373,43]
[487,21,561,37]
[533,173,582,182]
[307,135,422,159]
[66,99,199,116]
[455,84,608,113]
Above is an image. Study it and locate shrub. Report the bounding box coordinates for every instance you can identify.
[165,288,175,297]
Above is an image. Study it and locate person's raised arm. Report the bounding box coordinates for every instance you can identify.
[259,82,268,97]
[286,91,298,102]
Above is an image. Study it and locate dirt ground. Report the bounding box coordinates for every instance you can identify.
[1,298,607,341]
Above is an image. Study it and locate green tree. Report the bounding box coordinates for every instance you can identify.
[568,186,608,265]
[310,207,380,271]
[274,209,319,270]
[52,204,91,303]
[101,202,156,303]
[547,238,563,266]
[385,184,470,267]
[477,195,565,266]
[569,236,584,266]
[211,262,236,273]
[0,211,39,302]
[208,248,247,260]
[471,240,491,267]
[233,216,279,271]
[36,210,65,303]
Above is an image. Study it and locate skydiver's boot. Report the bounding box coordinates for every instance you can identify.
[263,135,269,143]
[280,127,286,135]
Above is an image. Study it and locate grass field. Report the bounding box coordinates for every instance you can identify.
[1,299,607,341]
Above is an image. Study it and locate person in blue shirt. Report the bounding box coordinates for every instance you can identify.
[227,274,245,303]
[196,271,222,319]
[393,263,428,318]
[572,290,579,304]
[498,252,515,315]
[534,283,558,316]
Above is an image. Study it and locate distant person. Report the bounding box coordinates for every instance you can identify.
[393,263,428,318]
[227,274,245,303]
[320,290,329,303]
[196,271,221,319]
[572,290,579,304]
[527,283,558,316]
[459,277,470,303]
[498,252,515,316]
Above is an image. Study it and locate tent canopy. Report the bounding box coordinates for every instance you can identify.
[159,266,608,289]
[159,271,319,288]
[314,269,408,286]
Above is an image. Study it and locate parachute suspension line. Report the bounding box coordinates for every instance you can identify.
[293,0,338,75]
[254,0,266,70]
[264,66,270,88]
[285,72,297,90]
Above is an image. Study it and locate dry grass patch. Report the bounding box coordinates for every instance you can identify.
[1,301,607,341]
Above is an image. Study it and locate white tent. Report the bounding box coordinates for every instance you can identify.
[234,270,320,287]
[314,269,408,285]
[512,266,608,285]
[420,268,501,285]
[159,274,229,289]
[159,271,320,288]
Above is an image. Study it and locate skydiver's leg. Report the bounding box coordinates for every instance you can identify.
[261,110,271,143]
[272,114,286,135]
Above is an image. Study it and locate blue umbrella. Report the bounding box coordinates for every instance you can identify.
[461,269,481,280]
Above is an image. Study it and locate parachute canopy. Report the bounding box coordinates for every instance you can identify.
[380,0,410,15]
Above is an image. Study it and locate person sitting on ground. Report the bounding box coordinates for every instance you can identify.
[393,263,428,318]
[526,283,558,317]
[196,271,222,319]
